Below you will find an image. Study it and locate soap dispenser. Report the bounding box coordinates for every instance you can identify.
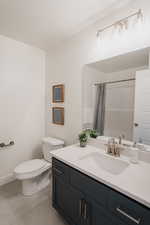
[130,142,139,164]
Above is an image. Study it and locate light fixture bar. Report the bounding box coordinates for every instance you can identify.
[97,9,143,37]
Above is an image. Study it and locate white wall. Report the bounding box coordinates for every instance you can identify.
[46,0,150,145]
[0,35,45,185]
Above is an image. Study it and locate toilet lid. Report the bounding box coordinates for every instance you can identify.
[15,159,47,174]
[42,137,64,146]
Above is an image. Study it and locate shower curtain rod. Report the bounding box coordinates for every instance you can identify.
[94,78,135,86]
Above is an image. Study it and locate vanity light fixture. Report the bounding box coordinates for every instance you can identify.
[96,9,143,38]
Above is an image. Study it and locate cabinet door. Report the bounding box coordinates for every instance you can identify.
[53,174,84,225]
[108,190,150,225]
[90,199,124,225]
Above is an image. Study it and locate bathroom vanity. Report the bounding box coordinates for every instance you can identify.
[52,144,150,225]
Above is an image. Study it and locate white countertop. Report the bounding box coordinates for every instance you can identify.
[51,144,150,208]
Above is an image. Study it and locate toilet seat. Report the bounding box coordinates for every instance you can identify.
[14,159,51,180]
[14,137,64,195]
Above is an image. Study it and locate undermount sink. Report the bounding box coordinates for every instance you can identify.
[79,152,129,175]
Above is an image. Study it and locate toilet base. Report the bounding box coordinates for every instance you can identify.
[22,169,51,196]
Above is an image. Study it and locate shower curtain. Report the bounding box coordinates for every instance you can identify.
[93,84,106,135]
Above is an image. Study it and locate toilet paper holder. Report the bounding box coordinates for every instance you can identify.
[0,141,15,148]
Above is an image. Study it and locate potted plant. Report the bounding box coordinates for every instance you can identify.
[78,131,88,147]
[89,129,98,139]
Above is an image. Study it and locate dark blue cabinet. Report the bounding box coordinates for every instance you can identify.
[53,175,84,225]
[108,190,150,225]
[90,200,116,225]
[52,158,150,225]
[52,161,84,225]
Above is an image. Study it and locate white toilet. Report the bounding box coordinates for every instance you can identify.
[14,137,64,196]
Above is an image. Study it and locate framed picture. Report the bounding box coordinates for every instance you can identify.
[52,84,64,103]
[52,107,64,125]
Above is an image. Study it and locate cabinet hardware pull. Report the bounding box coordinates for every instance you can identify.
[116,207,141,224]
[84,202,87,220]
[79,200,82,217]
[53,168,63,175]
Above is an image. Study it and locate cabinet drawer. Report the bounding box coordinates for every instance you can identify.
[70,168,109,207]
[108,190,150,225]
[91,199,125,225]
[52,158,70,183]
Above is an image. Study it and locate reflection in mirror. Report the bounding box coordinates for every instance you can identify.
[82,47,150,145]
[94,78,135,141]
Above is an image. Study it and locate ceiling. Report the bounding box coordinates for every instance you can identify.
[89,48,149,73]
[0,0,129,50]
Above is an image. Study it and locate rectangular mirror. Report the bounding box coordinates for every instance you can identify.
[82,47,150,145]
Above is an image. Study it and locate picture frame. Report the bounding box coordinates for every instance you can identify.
[52,107,64,125]
[52,84,64,103]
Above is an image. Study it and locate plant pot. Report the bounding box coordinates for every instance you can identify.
[80,141,87,147]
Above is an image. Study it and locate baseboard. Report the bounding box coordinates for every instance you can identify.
[0,173,15,186]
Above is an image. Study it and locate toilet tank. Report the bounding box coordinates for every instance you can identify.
[42,137,64,162]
